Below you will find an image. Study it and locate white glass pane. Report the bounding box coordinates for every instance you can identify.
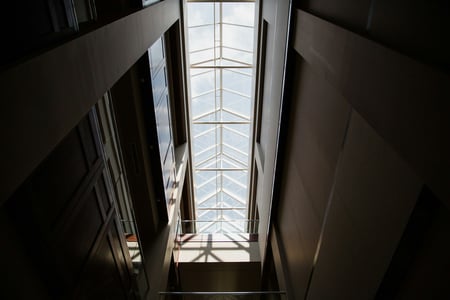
[151,67,166,106]
[190,69,214,97]
[187,1,256,233]
[198,194,220,209]
[197,210,218,221]
[194,111,220,123]
[222,24,254,52]
[223,90,251,119]
[220,111,248,122]
[187,3,214,26]
[191,92,216,118]
[219,59,249,67]
[222,144,247,165]
[190,48,215,65]
[149,37,164,76]
[222,48,253,65]
[195,147,216,166]
[223,125,249,153]
[223,69,252,96]
[222,192,246,209]
[195,173,218,201]
[188,25,214,52]
[197,156,218,169]
[217,155,246,169]
[222,171,248,202]
[193,124,216,152]
[222,3,255,27]
[190,68,207,76]
[222,209,246,221]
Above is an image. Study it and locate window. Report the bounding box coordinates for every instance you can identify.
[186,0,256,233]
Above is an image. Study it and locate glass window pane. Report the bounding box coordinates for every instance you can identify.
[191,69,214,97]
[222,3,255,27]
[198,194,219,209]
[188,3,214,27]
[223,90,251,119]
[222,144,248,165]
[222,24,254,52]
[190,48,215,65]
[194,147,216,166]
[222,192,246,208]
[223,69,252,96]
[188,25,214,52]
[149,37,164,76]
[187,2,256,233]
[197,210,218,222]
[222,48,253,65]
[195,171,218,202]
[223,124,250,153]
[191,92,216,119]
[193,124,216,153]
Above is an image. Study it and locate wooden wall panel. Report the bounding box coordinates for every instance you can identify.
[376,188,450,300]
[0,209,49,299]
[293,9,450,202]
[178,261,261,293]
[75,225,130,300]
[0,0,181,203]
[297,0,450,69]
[1,112,134,299]
[297,0,372,32]
[275,55,350,299]
[367,0,450,68]
[273,7,449,300]
[306,112,422,300]
[96,93,136,234]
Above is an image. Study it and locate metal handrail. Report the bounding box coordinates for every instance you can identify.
[159,291,286,295]
[177,219,259,235]
[180,219,258,223]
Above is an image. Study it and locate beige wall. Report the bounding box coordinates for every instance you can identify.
[255,0,291,267]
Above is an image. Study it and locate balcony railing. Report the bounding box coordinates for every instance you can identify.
[158,290,287,299]
[178,219,259,235]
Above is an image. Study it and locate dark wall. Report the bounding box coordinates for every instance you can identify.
[298,0,371,32]
[275,56,350,299]
[272,1,450,299]
[376,187,450,300]
[0,0,180,207]
[297,0,450,70]
[0,0,146,68]
[0,0,74,67]
[0,113,134,299]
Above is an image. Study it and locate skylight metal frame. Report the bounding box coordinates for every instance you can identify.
[185,0,256,234]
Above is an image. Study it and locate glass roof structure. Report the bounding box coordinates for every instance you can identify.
[186,1,256,233]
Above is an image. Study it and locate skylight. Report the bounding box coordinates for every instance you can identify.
[186,0,256,233]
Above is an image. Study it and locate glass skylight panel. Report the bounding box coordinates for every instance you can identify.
[186,0,255,234]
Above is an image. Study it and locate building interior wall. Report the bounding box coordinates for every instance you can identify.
[272,0,450,299]
[1,0,450,299]
[0,2,182,299]
[254,0,291,267]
